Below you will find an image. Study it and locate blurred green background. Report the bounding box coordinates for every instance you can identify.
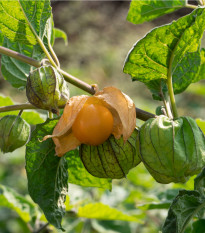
[0,1,205,233]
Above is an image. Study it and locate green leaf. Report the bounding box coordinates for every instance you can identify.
[54,28,68,46]
[25,118,68,230]
[162,190,205,233]
[1,38,45,88]
[0,0,51,45]
[66,149,112,190]
[127,0,187,25]
[0,95,44,125]
[192,219,205,233]
[78,203,143,223]
[0,184,37,223]
[124,8,205,99]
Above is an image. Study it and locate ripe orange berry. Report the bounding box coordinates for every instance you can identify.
[72,103,114,145]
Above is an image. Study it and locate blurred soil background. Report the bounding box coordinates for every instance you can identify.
[0,1,205,233]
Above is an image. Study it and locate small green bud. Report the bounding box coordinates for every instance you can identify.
[26,66,69,114]
[80,129,141,179]
[0,115,30,153]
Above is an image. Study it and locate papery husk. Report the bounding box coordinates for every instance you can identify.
[0,115,30,153]
[26,65,69,114]
[139,115,205,184]
[80,128,141,179]
[43,86,136,156]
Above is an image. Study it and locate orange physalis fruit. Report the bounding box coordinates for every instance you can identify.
[72,103,114,145]
[43,86,136,157]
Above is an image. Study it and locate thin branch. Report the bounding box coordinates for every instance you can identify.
[0,103,37,112]
[33,223,49,233]
[185,3,198,9]
[0,103,156,121]
[0,46,41,68]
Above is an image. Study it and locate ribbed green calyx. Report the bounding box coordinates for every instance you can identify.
[139,115,205,184]
[80,129,141,179]
[26,66,69,114]
[0,115,30,153]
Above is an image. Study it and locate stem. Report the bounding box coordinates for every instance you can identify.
[48,111,53,119]
[0,104,37,112]
[48,39,60,67]
[33,223,49,233]
[160,90,173,119]
[135,107,156,121]
[0,103,156,121]
[0,46,41,68]
[167,41,179,118]
[58,68,96,95]
[185,3,198,9]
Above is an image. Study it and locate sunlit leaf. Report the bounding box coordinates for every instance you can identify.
[0,0,51,45]
[124,8,205,99]
[127,0,187,24]
[54,28,68,46]
[78,203,143,223]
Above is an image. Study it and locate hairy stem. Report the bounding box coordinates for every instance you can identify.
[58,68,96,95]
[185,3,198,9]
[0,104,156,121]
[0,104,37,112]
[48,39,60,67]
[0,46,41,67]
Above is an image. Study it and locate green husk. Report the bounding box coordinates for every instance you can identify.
[139,115,205,184]
[0,115,30,153]
[26,65,69,114]
[80,128,141,179]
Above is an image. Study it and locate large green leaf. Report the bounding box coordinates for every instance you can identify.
[0,95,44,125]
[162,190,205,233]
[66,149,112,190]
[0,0,51,45]
[25,118,68,230]
[127,0,187,25]
[124,8,205,99]
[0,184,37,223]
[78,203,143,223]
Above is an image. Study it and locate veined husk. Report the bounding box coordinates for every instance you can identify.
[0,115,30,153]
[43,86,136,157]
[80,128,141,179]
[26,65,69,114]
[139,115,205,184]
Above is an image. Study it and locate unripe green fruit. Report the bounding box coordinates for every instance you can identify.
[80,129,141,179]
[0,115,30,153]
[139,115,205,184]
[26,65,69,114]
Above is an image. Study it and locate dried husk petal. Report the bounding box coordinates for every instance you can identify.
[43,86,136,156]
